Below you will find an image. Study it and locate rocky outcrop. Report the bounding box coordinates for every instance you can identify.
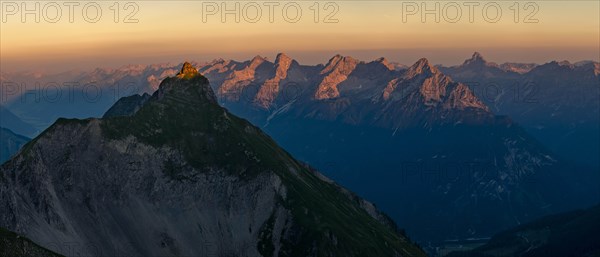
[385,58,488,111]
[462,52,498,68]
[176,62,200,79]
[314,55,359,100]
[375,57,396,71]
[218,56,268,101]
[254,53,293,109]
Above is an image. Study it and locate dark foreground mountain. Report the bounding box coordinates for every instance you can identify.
[102,93,151,118]
[445,204,600,257]
[0,227,63,257]
[0,63,425,257]
[0,128,30,164]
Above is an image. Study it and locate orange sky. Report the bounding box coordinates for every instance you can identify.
[1,1,598,72]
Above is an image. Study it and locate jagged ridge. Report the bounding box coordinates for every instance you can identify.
[0,63,426,257]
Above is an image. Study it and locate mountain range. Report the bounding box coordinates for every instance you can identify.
[440,52,600,167]
[2,53,598,246]
[0,63,426,257]
[188,53,599,243]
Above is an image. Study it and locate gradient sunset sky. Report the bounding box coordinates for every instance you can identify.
[1,0,598,72]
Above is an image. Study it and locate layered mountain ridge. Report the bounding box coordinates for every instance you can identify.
[0,63,426,257]
[203,54,493,130]
[440,53,600,167]
[3,53,598,247]
[182,54,598,243]
[106,57,599,245]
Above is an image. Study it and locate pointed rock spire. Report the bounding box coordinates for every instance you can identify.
[472,52,484,60]
[328,54,344,63]
[275,53,291,62]
[315,54,359,100]
[254,54,294,109]
[405,58,438,77]
[248,55,267,69]
[462,52,489,67]
[176,62,199,79]
[251,55,266,64]
[274,53,293,68]
[321,54,357,75]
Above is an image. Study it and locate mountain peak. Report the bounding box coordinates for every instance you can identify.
[251,55,266,63]
[557,60,573,67]
[321,54,358,74]
[330,54,343,60]
[162,62,215,103]
[415,57,431,66]
[276,52,291,60]
[275,52,293,64]
[324,54,358,65]
[315,55,359,99]
[248,55,267,68]
[375,57,395,70]
[176,62,200,79]
[209,58,226,64]
[27,59,426,257]
[463,52,487,66]
[405,58,438,76]
[376,57,389,63]
[461,52,500,68]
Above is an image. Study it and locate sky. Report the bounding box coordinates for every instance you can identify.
[1,0,598,72]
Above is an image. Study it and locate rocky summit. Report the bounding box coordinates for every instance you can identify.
[176,61,200,79]
[0,63,426,257]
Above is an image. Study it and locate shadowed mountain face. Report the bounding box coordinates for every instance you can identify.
[0,63,426,257]
[102,93,151,118]
[0,227,64,257]
[0,128,30,164]
[440,53,600,167]
[445,204,600,257]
